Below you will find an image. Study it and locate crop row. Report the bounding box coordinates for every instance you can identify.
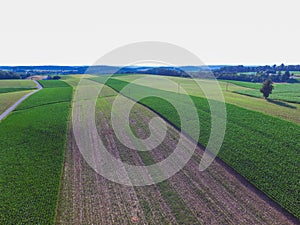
[96,92,199,224]
[93,77,300,219]
[0,80,72,224]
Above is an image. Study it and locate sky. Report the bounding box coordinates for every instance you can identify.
[0,0,299,66]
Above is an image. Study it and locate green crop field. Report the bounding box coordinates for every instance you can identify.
[0,80,72,224]
[38,80,72,88]
[0,80,37,93]
[111,74,300,124]
[0,80,36,88]
[225,80,262,89]
[232,81,300,104]
[0,91,33,115]
[17,87,72,110]
[91,77,300,219]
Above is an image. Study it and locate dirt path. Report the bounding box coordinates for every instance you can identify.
[56,85,299,224]
[0,80,42,121]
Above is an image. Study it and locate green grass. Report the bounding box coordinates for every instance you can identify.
[113,75,300,124]
[60,74,98,87]
[225,80,262,89]
[0,91,32,115]
[16,81,72,110]
[0,87,36,93]
[0,80,36,88]
[234,82,300,104]
[38,80,71,88]
[91,77,300,219]
[0,80,37,93]
[0,82,72,224]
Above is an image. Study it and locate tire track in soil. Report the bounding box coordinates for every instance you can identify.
[57,111,147,224]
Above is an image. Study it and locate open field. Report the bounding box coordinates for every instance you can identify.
[56,83,297,224]
[91,77,300,219]
[1,74,299,224]
[107,74,300,124]
[291,71,300,76]
[0,80,72,224]
[0,80,37,93]
[232,81,300,104]
[0,90,32,114]
[16,86,72,110]
[60,74,97,87]
[0,80,39,114]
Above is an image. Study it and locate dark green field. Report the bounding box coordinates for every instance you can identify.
[0,80,72,224]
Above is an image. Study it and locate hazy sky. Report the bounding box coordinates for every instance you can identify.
[0,0,299,66]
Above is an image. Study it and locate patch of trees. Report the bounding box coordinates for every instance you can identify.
[0,70,23,79]
[0,66,88,75]
[142,67,189,77]
[215,71,295,83]
[216,64,300,73]
[215,64,298,83]
[46,75,61,80]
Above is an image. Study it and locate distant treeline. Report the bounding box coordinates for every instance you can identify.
[214,64,299,82]
[216,64,300,73]
[1,64,299,82]
[0,70,26,79]
[116,64,299,82]
[0,66,89,79]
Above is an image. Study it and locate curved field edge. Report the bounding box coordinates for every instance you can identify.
[0,80,72,224]
[90,77,300,219]
[0,90,32,115]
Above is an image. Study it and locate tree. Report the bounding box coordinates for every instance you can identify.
[281,71,290,82]
[260,79,274,99]
[52,75,61,80]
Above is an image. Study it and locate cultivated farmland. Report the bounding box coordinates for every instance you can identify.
[114,74,300,124]
[1,74,299,224]
[0,80,72,224]
[0,90,32,114]
[231,80,300,104]
[56,83,297,224]
[0,80,39,114]
[0,80,37,93]
[91,77,300,219]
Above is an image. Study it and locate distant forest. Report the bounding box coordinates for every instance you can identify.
[214,64,299,82]
[0,64,299,82]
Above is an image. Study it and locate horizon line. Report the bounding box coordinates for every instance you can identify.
[0,63,299,67]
